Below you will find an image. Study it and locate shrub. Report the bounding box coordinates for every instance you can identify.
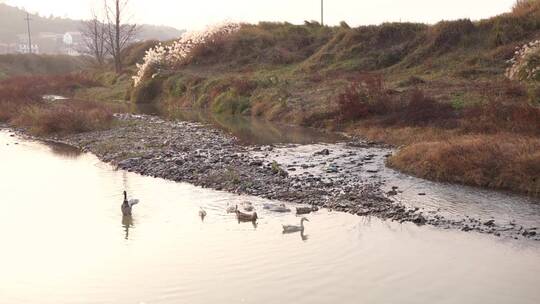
[11,100,116,135]
[399,89,457,127]
[512,0,540,15]
[335,74,388,123]
[0,74,98,122]
[0,74,97,103]
[130,77,163,104]
[132,22,241,87]
[429,19,476,51]
[506,39,540,81]
[336,82,370,123]
[462,100,540,135]
[211,90,251,115]
[388,134,540,195]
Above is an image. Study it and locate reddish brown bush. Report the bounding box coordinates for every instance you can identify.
[0,74,96,103]
[336,74,391,123]
[12,100,116,135]
[336,82,370,123]
[400,89,457,127]
[388,134,540,196]
[463,100,540,135]
[0,74,97,122]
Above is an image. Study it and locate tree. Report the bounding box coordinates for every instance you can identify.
[80,11,107,66]
[103,0,138,73]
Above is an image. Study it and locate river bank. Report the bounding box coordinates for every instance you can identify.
[6,114,538,240]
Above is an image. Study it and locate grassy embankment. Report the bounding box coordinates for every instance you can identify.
[130,2,540,196]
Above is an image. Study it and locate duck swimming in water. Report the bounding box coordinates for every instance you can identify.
[121,191,139,216]
[282,217,309,233]
[242,202,254,212]
[236,209,258,222]
[269,204,291,213]
[199,207,207,220]
[226,204,238,213]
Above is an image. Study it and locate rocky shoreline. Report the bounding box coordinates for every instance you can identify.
[5,114,539,240]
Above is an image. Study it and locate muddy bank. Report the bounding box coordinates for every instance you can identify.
[8,114,539,240]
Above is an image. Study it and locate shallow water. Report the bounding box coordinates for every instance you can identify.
[136,105,344,145]
[255,142,540,230]
[1,130,540,303]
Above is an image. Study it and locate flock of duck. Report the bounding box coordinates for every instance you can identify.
[122,191,318,233]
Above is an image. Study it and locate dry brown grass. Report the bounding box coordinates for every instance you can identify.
[0,74,123,135]
[512,0,540,15]
[350,125,459,146]
[387,134,540,196]
[11,100,121,135]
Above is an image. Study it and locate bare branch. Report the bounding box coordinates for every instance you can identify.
[102,0,138,73]
[80,10,107,66]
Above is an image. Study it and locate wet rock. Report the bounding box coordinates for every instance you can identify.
[413,215,427,225]
[462,226,473,232]
[326,164,339,173]
[523,230,537,237]
[314,149,331,156]
[484,220,495,227]
[250,160,263,166]
[387,190,398,196]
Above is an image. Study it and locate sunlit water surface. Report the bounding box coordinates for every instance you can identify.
[1,130,540,304]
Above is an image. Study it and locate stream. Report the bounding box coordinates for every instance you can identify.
[1,126,540,303]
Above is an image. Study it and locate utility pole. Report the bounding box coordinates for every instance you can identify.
[321,0,324,26]
[25,12,33,54]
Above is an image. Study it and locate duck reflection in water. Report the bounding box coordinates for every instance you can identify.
[122,215,134,240]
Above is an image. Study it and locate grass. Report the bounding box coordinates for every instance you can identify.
[0,74,125,135]
[387,134,540,196]
[0,54,88,80]
[12,101,116,135]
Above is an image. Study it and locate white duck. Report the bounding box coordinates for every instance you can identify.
[282,217,309,233]
[263,203,278,210]
[226,204,238,213]
[242,202,254,212]
[121,191,139,216]
[269,204,291,213]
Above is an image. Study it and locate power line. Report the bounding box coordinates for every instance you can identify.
[25,12,33,54]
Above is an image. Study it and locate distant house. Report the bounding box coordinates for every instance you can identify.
[12,31,86,56]
[17,43,40,54]
[62,32,84,56]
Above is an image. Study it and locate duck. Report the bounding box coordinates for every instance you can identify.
[199,207,207,219]
[121,191,139,216]
[263,203,278,210]
[226,204,238,213]
[282,217,309,233]
[269,204,291,213]
[242,202,254,212]
[236,209,258,222]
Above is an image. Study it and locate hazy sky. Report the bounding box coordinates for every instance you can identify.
[3,0,517,30]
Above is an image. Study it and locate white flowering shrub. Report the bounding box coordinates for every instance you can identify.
[133,22,241,87]
[506,40,540,81]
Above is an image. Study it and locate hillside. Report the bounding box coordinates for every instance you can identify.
[126,2,540,196]
[0,3,184,44]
